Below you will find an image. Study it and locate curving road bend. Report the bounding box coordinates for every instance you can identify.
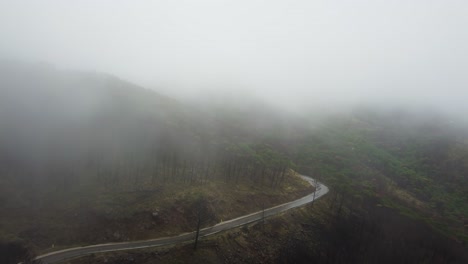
[36,175,328,264]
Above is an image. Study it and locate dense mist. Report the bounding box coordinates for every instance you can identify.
[1,2,468,264]
[1,0,467,115]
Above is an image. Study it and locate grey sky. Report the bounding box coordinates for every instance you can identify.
[1,0,467,113]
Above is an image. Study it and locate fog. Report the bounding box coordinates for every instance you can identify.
[3,3,468,263]
[1,0,467,114]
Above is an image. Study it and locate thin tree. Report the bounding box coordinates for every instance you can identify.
[194,211,201,250]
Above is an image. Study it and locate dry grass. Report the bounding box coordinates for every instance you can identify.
[1,172,313,255]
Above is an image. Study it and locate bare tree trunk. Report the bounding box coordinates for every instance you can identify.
[194,211,201,250]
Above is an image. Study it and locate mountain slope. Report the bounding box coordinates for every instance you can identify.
[293,109,468,243]
[0,62,303,260]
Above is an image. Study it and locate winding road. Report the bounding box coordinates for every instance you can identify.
[36,175,328,264]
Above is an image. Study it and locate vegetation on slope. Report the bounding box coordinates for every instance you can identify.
[0,63,310,261]
[68,194,468,264]
[1,62,467,263]
[292,109,468,243]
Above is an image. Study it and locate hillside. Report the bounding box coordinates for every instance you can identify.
[1,62,467,263]
[66,109,468,264]
[0,62,309,263]
[293,109,468,243]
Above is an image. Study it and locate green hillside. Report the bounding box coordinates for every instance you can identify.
[293,110,468,243]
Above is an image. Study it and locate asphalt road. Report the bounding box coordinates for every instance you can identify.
[36,175,329,264]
